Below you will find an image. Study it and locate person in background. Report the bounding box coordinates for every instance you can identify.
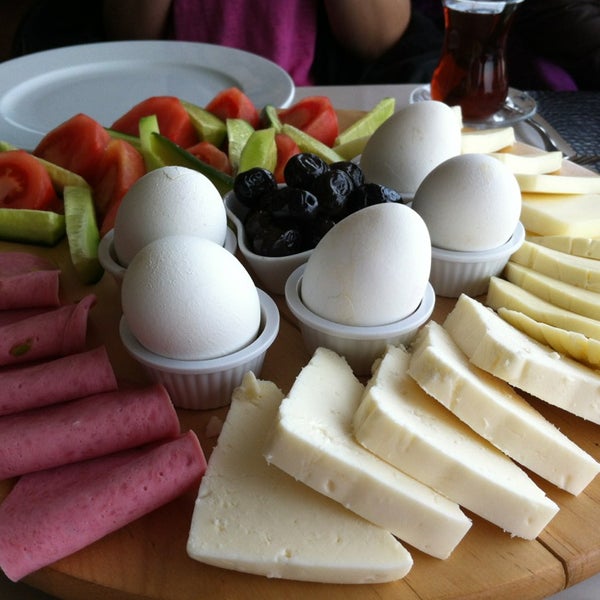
[102,0,411,86]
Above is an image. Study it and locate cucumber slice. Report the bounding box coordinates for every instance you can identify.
[261,105,283,131]
[334,97,395,147]
[151,132,234,195]
[0,208,65,246]
[281,124,344,164]
[105,128,142,150]
[63,185,103,284]
[238,127,277,174]
[330,135,371,161]
[138,114,165,171]
[226,118,254,172]
[181,99,227,147]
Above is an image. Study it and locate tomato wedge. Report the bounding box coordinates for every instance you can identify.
[111,96,199,148]
[93,138,145,235]
[206,87,260,129]
[278,96,339,147]
[34,113,112,184]
[186,141,233,175]
[274,133,300,183]
[0,150,60,211]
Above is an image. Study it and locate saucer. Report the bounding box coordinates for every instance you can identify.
[410,85,537,129]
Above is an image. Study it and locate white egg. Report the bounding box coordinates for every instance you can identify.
[360,101,462,196]
[412,153,522,251]
[301,203,431,327]
[113,165,227,266]
[121,235,261,360]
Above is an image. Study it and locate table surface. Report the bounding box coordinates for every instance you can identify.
[0,85,600,600]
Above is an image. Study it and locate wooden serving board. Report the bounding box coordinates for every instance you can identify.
[1,235,600,600]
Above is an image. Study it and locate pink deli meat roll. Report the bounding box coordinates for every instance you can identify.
[0,346,117,416]
[0,252,60,310]
[0,431,207,582]
[0,383,180,480]
[0,294,95,366]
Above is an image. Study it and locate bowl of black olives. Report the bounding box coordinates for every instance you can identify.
[225,153,408,294]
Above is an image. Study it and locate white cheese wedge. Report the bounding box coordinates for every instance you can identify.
[461,126,515,154]
[353,344,558,539]
[497,307,600,370]
[487,276,600,341]
[187,372,413,584]
[511,240,600,292]
[264,347,472,560]
[443,294,600,425]
[490,141,562,174]
[409,321,600,495]
[504,262,600,322]
[528,234,600,260]
[516,159,600,194]
[520,192,600,236]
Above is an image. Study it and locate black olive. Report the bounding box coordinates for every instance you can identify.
[303,215,337,249]
[252,224,304,257]
[312,169,354,217]
[233,167,278,209]
[283,152,329,190]
[330,161,365,188]
[260,186,320,222]
[347,182,405,214]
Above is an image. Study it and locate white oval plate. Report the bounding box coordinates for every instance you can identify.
[0,40,295,149]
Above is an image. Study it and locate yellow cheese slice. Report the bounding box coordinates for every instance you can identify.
[528,234,600,259]
[486,276,600,341]
[516,159,600,194]
[461,126,515,154]
[490,142,563,175]
[510,240,600,291]
[497,307,600,370]
[504,262,600,322]
[520,192,600,236]
[444,294,600,425]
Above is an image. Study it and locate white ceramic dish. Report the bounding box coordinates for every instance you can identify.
[98,227,237,286]
[0,41,294,149]
[430,221,526,298]
[286,264,436,376]
[224,190,312,295]
[119,288,279,410]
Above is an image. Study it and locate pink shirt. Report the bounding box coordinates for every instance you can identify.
[172,0,319,85]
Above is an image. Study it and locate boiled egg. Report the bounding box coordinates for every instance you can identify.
[360,101,462,196]
[121,235,261,360]
[301,203,431,327]
[411,153,521,251]
[113,165,227,266]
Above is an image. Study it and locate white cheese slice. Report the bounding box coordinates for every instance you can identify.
[353,344,558,539]
[264,347,472,560]
[409,321,600,495]
[520,192,600,236]
[443,294,600,425]
[504,262,600,322]
[510,240,600,292]
[487,276,600,341]
[528,234,600,260]
[489,142,563,175]
[461,126,515,154]
[187,372,413,584]
[516,159,600,194]
[497,307,600,370]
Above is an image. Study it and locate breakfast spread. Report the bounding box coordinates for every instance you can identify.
[0,85,600,599]
[187,372,413,583]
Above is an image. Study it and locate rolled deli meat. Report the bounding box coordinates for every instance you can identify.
[0,431,207,581]
[0,346,117,416]
[0,383,180,479]
[0,252,60,310]
[0,294,95,366]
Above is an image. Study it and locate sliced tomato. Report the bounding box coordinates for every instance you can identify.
[186,141,233,175]
[93,138,145,235]
[274,133,300,183]
[0,150,61,211]
[111,96,199,148]
[34,113,112,184]
[278,96,339,147]
[206,87,260,129]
